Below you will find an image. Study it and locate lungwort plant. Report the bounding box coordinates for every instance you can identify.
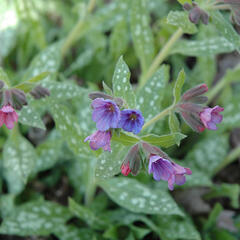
[0,0,240,239]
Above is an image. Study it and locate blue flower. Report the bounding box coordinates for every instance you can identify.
[92,98,120,131]
[118,109,144,134]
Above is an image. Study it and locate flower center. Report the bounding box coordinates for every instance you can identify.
[129,114,137,121]
[108,104,115,112]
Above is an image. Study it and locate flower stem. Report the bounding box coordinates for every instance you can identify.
[213,146,240,175]
[138,28,183,90]
[142,105,174,130]
[61,0,96,57]
[210,4,230,10]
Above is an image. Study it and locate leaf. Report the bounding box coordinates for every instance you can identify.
[112,56,136,108]
[3,131,36,194]
[110,19,128,60]
[141,133,186,148]
[0,67,11,86]
[0,194,15,218]
[23,42,62,82]
[14,72,50,93]
[102,81,113,96]
[173,69,185,104]
[95,143,131,179]
[204,183,240,209]
[99,177,184,216]
[211,11,240,51]
[0,200,72,236]
[49,102,90,156]
[54,225,94,240]
[156,215,201,240]
[171,38,236,56]
[184,133,229,176]
[130,0,155,73]
[167,11,197,34]
[169,113,182,146]
[18,105,46,130]
[177,0,192,4]
[137,65,169,123]
[112,132,140,146]
[69,198,109,230]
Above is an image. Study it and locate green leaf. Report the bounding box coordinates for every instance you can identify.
[0,67,11,86]
[23,42,62,81]
[137,65,169,123]
[112,132,140,146]
[112,56,136,108]
[14,72,50,93]
[50,102,90,156]
[0,200,72,236]
[95,143,131,179]
[54,225,94,240]
[130,0,155,73]
[204,183,240,209]
[110,19,128,60]
[184,133,229,176]
[141,133,186,148]
[177,0,192,4]
[156,215,201,240]
[99,177,184,216]
[3,131,36,194]
[18,105,46,130]
[169,113,182,146]
[171,38,236,56]
[69,198,109,230]
[0,194,15,218]
[102,81,113,96]
[167,11,197,34]
[173,69,185,104]
[211,11,240,51]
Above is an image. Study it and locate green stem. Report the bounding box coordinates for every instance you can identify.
[206,77,226,103]
[142,105,174,130]
[61,0,96,57]
[139,28,183,90]
[213,146,240,175]
[210,4,230,10]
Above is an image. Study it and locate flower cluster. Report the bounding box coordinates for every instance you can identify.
[85,96,144,152]
[0,81,50,130]
[177,84,224,132]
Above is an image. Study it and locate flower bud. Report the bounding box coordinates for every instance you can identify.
[183,3,192,11]
[189,7,201,24]
[3,90,13,106]
[181,84,208,102]
[88,92,113,101]
[30,85,50,99]
[141,142,170,160]
[200,10,209,25]
[11,89,28,110]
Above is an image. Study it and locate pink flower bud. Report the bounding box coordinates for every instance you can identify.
[121,162,131,176]
[181,84,208,102]
[0,105,18,129]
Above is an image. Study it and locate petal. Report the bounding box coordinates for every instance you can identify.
[207,121,217,130]
[168,175,175,191]
[0,112,5,127]
[175,174,186,185]
[5,114,15,129]
[91,98,106,108]
[211,113,223,124]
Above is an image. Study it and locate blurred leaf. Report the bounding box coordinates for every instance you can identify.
[141,132,186,148]
[0,194,15,218]
[157,215,201,240]
[102,81,113,96]
[184,133,229,176]
[130,225,151,239]
[69,198,109,230]
[173,69,185,104]
[177,0,192,4]
[112,56,136,108]
[95,143,131,179]
[0,200,72,236]
[112,132,140,146]
[99,177,184,216]
[3,131,36,194]
[130,0,155,73]
[167,11,197,34]
[18,105,46,130]
[110,19,128,60]
[137,65,169,123]
[169,113,182,145]
[211,11,240,51]
[205,183,240,209]
[0,67,11,86]
[171,37,236,56]
[54,225,94,240]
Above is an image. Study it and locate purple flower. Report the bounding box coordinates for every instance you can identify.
[118,109,144,134]
[0,105,18,129]
[92,98,120,131]
[200,106,224,130]
[84,130,112,152]
[148,155,192,190]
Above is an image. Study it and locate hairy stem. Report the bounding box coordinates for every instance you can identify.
[213,146,240,175]
[142,105,174,130]
[139,28,183,90]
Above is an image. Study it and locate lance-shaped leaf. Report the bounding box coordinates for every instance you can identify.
[167,11,197,34]
[130,0,155,73]
[0,67,11,86]
[112,56,136,108]
[112,131,140,146]
[173,69,185,104]
[99,177,184,216]
[141,133,186,148]
[3,131,36,194]
[0,200,72,236]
